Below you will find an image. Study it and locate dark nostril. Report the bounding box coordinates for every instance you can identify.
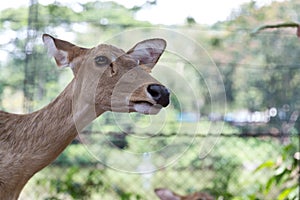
[147,85,161,98]
[147,84,170,107]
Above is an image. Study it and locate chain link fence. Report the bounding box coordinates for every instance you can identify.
[19,129,299,200]
[1,1,300,199]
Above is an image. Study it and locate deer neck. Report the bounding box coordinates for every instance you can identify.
[0,79,104,170]
[0,78,105,199]
[28,78,105,160]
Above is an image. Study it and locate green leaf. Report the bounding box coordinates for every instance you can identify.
[278,185,298,200]
[274,168,289,185]
[254,160,276,172]
[264,177,275,194]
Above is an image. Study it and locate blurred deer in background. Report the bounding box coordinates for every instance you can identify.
[0,34,170,200]
[155,188,214,200]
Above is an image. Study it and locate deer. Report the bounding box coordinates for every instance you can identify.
[155,188,214,200]
[0,34,170,200]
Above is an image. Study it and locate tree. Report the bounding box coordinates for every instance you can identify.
[0,1,149,111]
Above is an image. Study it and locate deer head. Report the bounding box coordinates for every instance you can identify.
[42,34,170,123]
[155,188,214,200]
[0,35,170,200]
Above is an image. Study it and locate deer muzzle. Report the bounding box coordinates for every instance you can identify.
[147,84,170,107]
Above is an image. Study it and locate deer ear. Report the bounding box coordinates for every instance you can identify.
[42,34,76,68]
[127,38,166,72]
[154,188,181,200]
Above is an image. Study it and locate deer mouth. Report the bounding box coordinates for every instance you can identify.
[131,101,162,115]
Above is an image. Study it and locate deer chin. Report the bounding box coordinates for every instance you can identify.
[132,101,162,115]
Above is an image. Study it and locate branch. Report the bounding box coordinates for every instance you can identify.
[251,22,300,38]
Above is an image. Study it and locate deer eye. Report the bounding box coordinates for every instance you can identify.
[94,56,110,66]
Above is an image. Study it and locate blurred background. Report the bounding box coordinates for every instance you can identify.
[0,0,299,199]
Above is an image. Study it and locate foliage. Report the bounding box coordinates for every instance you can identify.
[113,186,143,200]
[208,155,239,199]
[1,0,300,199]
[0,1,148,30]
[251,142,299,200]
[212,0,300,112]
[53,144,96,166]
[38,167,105,200]
[34,166,145,200]
[24,135,290,199]
[0,1,148,111]
[1,0,300,123]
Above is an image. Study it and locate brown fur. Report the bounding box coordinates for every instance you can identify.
[0,34,169,199]
[155,188,214,200]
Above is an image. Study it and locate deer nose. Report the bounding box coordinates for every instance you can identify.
[147,84,170,107]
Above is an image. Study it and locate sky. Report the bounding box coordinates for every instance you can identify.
[0,0,285,25]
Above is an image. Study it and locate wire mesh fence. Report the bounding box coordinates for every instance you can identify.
[19,130,299,200]
[1,1,300,199]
